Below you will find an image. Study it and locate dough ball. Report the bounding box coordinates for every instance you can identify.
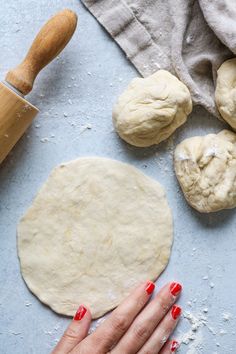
[174,130,236,213]
[215,58,236,130]
[18,157,173,318]
[113,70,192,147]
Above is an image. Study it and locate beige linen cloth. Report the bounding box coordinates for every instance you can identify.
[81,0,236,117]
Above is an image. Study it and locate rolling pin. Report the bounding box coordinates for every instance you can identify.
[0,9,77,164]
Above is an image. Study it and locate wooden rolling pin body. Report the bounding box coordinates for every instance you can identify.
[0,9,77,164]
[0,83,38,163]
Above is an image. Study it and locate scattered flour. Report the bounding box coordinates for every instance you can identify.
[161,335,168,345]
[222,312,233,322]
[10,331,22,336]
[79,123,93,135]
[186,330,203,354]
[89,316,106,334]
[178,304,233,353]
[40,137,49,143]
[178,310,217,353]
[219,329,227,336]
[108,289,117,301]
[179,311,206,349]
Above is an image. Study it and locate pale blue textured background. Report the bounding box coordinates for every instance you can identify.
[0,1,236,353]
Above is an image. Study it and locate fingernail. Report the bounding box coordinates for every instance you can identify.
[170,282,182,296]
[146,281,155,295]
[74,305,87,321]
[171,305,182,320]
[171,340,179,352]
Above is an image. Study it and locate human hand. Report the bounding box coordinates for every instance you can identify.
[52,281,182,354]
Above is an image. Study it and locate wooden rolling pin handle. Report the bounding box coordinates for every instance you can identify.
[5,9,77,95]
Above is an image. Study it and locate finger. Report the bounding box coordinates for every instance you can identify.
[159,339,180,353]
[88,280,155,352]
[51,305,91,354]
[111,282,182,354]
[138,305,182,354]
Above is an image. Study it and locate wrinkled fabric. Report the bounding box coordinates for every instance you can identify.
[199,0,236,54]
[81,0,235,117]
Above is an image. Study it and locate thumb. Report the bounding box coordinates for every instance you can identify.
[51,305,92,354]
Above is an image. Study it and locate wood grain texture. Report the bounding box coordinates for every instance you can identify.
[0,83,38,163]
[5,9,78,95]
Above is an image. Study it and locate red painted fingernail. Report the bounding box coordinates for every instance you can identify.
[146,281,155,295]
[171,305,182,320]
[171,340,179,352]
[170,282,182,296]
[74,305,87,321]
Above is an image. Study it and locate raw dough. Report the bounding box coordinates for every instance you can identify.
[18,157,173,318]
[174,130,236,213]
[215,58,236,130]
[113,70,192,147]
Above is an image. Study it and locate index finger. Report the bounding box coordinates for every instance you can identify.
[88,280,155,352]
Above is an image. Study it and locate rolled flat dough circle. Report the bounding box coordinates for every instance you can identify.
[18,157,173,318]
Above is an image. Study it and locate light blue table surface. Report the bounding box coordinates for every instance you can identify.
[0,1,236,353]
